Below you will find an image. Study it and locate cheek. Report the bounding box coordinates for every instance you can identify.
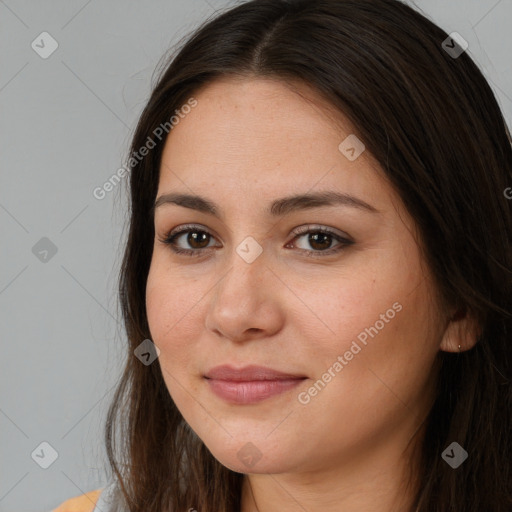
[145,259,200,367]
[293,265,391,347]
[314,277,437,411]
[290,275,438,449]
[298,250,436,382]
[146,269,202,408]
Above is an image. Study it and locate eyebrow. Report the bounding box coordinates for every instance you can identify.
[153,190,380,218]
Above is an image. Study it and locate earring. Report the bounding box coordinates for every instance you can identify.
[458,344,461,352]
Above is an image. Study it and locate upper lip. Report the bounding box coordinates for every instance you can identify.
[204,364,306,381]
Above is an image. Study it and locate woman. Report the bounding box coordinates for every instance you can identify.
[54,0,512,510]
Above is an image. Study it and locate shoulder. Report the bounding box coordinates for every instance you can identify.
[52,488,103,512]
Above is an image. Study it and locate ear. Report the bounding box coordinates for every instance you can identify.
[439,307,481,353]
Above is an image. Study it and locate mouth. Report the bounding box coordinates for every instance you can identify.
[203,364,307,404]
[204,377,306,404]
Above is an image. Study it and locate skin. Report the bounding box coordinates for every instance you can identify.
[145,76,478,512]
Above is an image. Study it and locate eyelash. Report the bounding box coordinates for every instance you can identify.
[158,224,353,259]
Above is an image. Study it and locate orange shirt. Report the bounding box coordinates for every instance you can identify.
[52,488,102,512]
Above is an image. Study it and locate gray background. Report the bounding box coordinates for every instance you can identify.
[1,1,511,510]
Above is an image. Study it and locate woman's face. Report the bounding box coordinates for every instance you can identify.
[146,77,451,477]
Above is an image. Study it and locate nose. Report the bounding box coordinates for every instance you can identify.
[204,246,285,343]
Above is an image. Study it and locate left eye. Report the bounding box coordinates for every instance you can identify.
[159,224,353,258]
[290,229,343,252]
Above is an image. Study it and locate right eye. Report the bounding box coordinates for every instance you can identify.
[158,224,219,257]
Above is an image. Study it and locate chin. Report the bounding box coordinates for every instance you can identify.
[203,435,299,475]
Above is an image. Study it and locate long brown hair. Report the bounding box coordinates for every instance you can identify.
[104,1,512,510]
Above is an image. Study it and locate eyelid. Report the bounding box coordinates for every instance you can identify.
[292,223,352,240]
[167,222,218,239]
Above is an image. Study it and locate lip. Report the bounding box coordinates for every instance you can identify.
[204,365,307,404]
[204,364,306,381]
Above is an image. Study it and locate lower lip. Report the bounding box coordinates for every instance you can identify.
[205,378,306,404]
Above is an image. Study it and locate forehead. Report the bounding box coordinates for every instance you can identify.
[164,76,353,152]
[157,77,392,214]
